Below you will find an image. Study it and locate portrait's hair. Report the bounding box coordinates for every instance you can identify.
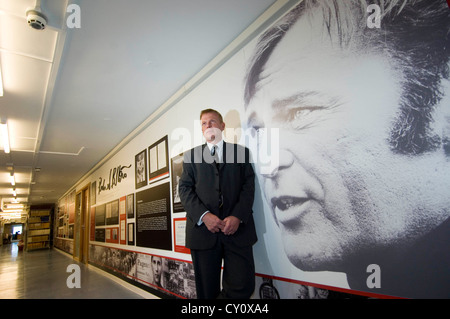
[200,108,224,123]
[244,0,450,155]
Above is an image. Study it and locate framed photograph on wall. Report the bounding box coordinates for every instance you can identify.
[148,135,169,184]
[127,193,134,218]
[128,222,135,245]
[171,153,185,213]
[135,149,148,189]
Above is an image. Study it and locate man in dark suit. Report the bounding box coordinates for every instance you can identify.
[179,108,257,299]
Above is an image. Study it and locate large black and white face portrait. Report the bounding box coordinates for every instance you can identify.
[244,0,450,294]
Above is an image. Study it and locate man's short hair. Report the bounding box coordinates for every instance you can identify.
[244,0,450,155]
[200,108,224,123]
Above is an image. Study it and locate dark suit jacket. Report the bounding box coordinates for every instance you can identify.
[179,142,257,250]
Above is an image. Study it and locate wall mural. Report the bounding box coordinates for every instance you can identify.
[55,0,450,299]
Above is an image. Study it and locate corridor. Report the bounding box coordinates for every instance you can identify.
[0,243,155,299]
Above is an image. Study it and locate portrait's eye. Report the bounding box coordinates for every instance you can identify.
[273,93,343,131]
[274,106,323,129]
[287,106,321,122]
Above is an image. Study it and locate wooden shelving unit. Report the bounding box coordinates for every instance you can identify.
[27,209,51,251]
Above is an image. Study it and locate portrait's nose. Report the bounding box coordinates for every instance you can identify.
[260,148,294,179]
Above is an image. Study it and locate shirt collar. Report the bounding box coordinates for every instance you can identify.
[207,139,224,151]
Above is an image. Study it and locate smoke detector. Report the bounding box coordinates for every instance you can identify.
[26,1,47,30]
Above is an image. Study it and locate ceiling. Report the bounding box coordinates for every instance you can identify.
[0,0,278,221]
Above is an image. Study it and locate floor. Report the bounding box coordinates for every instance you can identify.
[0,242,157,299]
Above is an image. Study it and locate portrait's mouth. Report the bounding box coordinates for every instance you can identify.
[270,195,315,227]
[271,196,309,211]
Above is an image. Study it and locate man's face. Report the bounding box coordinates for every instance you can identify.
[201,112,225,143]
[246,11,448,271]
[152,257,162,279]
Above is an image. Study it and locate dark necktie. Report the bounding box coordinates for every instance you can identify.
[210,145,223,208]
[211,145,219,163]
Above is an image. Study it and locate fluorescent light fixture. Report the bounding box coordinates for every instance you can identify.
[0,66,3,97]
[0,212,22,219]
[0,122,10,153]
[12,189,16,197]
[5,204,24,209]
[10,173,15,186]
[2,208,22,212]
